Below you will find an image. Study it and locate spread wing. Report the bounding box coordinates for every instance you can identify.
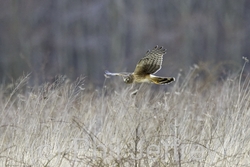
[133,46,166,75]
[104,70,130,78]
[104,70,121,78]
[105,70,121,76]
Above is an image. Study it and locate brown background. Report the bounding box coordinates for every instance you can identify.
[0,0,249,86]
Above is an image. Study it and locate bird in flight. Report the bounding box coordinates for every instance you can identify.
[105,46,175,85]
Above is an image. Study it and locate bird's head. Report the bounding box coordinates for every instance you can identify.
[122,74,134,84]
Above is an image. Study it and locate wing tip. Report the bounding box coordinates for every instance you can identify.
[153,45,167,53]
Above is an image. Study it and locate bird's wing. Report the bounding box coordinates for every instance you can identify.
[105,70,121,76]
[133,46,166,75]
[105,70,120,77]
[105,70,128,78]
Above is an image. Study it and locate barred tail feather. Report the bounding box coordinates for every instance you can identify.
[150,76,175,85]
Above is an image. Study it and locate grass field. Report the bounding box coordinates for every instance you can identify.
[0,62,249,167]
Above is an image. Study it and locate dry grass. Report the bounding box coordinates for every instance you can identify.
[0,62,250,167]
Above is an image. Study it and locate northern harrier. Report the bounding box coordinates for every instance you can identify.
[105,46,175,85]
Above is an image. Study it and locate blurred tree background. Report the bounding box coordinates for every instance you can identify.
[0,0,249,86]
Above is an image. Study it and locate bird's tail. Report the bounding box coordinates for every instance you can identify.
[150,76,175,85]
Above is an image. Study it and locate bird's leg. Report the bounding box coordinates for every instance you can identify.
[129,83,145,96]
[130,89,138,96]
[130,83,138,96]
